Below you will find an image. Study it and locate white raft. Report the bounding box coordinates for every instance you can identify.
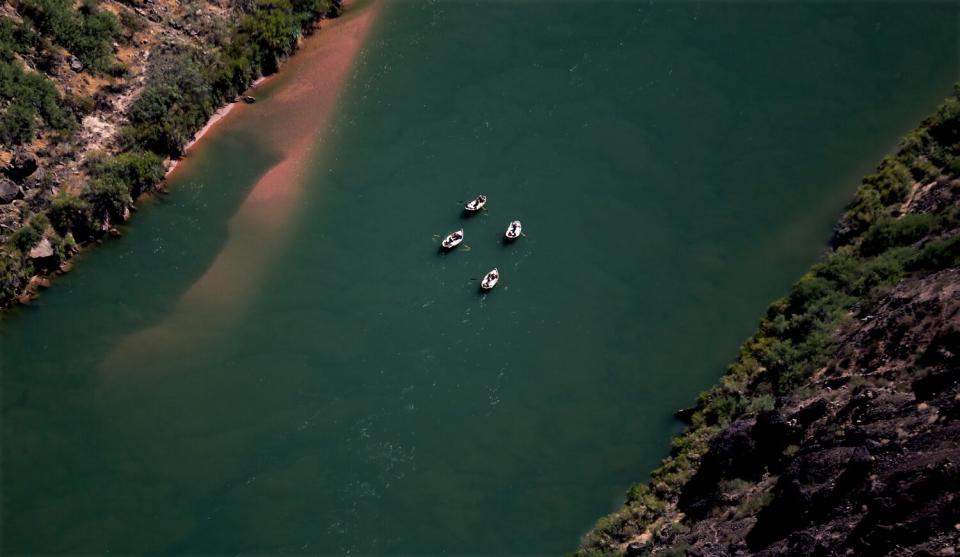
[480,268,499,290]
[505,220,522,240]
[441,229,464,250]
[464,195,487,212]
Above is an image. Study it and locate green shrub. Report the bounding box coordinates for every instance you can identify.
[743,393,775,414]
[11,225,42,252]
[0,250,32,305]
[125,0,333,155]
[735,493,773,519]
[63,91,96,117]
[0,58,77,144]
[82,178,131,223]
[17,0,121,73]
[909,234,960,271]
[48,192,94,239]
[859,214,938,256]
[125,47,214,154]
[118,8,144,32]
[0,101,38,144]
[0,16,39,61]
[87,150,165,197]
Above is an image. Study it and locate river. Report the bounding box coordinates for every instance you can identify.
[2,1,957,553]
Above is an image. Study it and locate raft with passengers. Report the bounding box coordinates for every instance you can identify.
[464,195,487,213]
[441,229,464,250]
[437,194,526,291]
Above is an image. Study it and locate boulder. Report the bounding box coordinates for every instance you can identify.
[791,398,829,426]
[0,177,21,204]
[22,165,46,191]
[625,540,647,557]
[678,418,761,517]
[28,237,54,259]
[28,275,51,290]
[754,410,802,453]
[912,367,959,402]
[69,55,83,72]
[3,149,38,183]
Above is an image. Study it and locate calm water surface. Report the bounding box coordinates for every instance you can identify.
[2,2,958,553]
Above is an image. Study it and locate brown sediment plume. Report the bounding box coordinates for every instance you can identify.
[103,0,382,370]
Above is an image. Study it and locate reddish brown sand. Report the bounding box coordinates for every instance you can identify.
[104,1,381,369]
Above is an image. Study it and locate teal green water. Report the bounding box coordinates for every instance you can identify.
[2,2,958,553]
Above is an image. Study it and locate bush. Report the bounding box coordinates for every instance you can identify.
[0,101,37,145]
[87,149,165,197]
[909,234,960,271]
[0,16,40,61]
[0,58,77,144]
[859,214,938,257]
[11,224,42,252]
[735,492,773,519]
[17,0,121,74]
[82,178,131,224]
[125,0,334,155]
[48,192,94,239]
[0,249,32,306]
[9,213,49,252]
[125,47,214,155]
[118,8,144,33]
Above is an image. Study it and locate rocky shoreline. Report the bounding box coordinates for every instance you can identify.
[578,89,960,556]
[0,0,343,310]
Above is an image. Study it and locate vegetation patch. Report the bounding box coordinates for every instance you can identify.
[0,0,338,307]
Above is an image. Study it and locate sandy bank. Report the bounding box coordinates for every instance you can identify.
[103,0,382,370]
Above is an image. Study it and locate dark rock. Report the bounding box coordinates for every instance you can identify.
[679,418,760,518]
[675,405,697,424]
[792,399,829,426]
[624,540,646,556]
[241,95,256,103]
[4,149,39,183]
[748,479,809,550]
[833,446,873,495]
[754,410,802,455]
[22,166,47,191]
[327,0,343,17]
[24,187,50,213]
[912,367,959,402]
[0,177,21,204]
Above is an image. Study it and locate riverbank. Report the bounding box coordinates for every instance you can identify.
[578,88,960,556]
[0,0,346,310]
[163,77,259,178]
[103,0,380,369]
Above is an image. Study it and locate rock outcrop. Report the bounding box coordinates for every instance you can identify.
[0,178,21,205]
[578,94,960,556]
